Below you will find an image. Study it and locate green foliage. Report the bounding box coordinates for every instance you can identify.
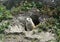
[54,16,60,42]
[0,21,10,33]
[21,1,35,11]
[36,2,43,10]
[0,34,5,42]
[0,5,13,21]
[11,1,43,13]
[37,18,56,32]
[11,6,21,14]
[21,1,43,11]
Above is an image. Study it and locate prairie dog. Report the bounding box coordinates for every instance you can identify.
[26,17,36,31]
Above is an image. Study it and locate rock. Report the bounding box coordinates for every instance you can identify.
[4,14,36,33]
[4,15,25,34]
[3,8,56,42]
[4,30,56,42]
[24,31,55,42]
[5,24,25,34]
[38,15,49,23]
[4,34,24,42]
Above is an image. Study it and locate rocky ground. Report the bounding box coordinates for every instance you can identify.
[0,30,56,42]
[0,9,56,42]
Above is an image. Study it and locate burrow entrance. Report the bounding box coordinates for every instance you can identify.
[30,15,40,26]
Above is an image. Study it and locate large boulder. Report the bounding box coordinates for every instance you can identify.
[4,30,56,42]
[4,17,25,34]
[4,14,36,34]
[24,31,55,42]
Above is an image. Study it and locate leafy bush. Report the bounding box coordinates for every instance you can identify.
[0,5,13,22]
[21,1,43,11]
[0,21,10,33]
[36,2,43,10]
[11,6,22,14]
[21,1,35,11]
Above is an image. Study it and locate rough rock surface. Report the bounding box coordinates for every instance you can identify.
[4,16,26,33]
[4,31,56,42]
[3,8,56,42]
[4,14,35,33]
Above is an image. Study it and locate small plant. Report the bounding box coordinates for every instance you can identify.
[0,21,10,33]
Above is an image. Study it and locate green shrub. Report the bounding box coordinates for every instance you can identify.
[0,21,10,33]
[0,5,13,21]
[21,1,35,11]
[11,6,22,14]
[35,2,43,10]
